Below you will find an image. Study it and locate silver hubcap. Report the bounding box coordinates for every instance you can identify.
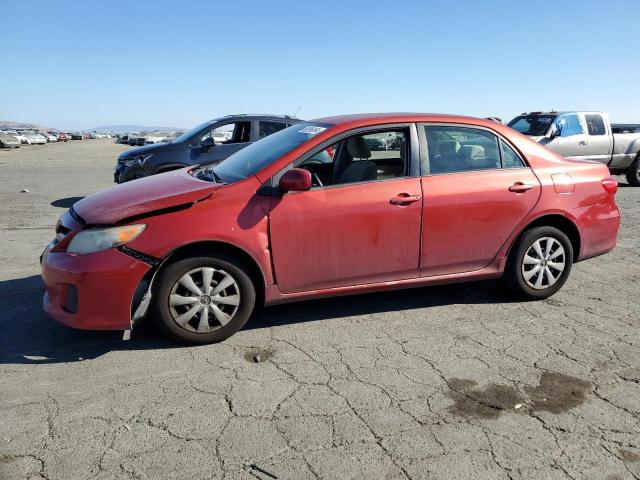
[169,267,240,333]
[521,237,566,290]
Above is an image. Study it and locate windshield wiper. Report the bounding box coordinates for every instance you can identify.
[196,163,224,183]
[210,169,223,184]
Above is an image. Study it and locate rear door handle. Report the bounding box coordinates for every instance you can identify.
[390,194,421,205]
[579,140,588,146]
[509,182,534,193]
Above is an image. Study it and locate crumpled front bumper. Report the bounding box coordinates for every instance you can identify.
[41,246,151,330]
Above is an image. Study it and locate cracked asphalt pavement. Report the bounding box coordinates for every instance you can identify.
[1,140,639,479]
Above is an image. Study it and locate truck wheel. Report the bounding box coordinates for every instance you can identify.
[626,155,640,187]
[153,254,256,344]
[505,226,573,300]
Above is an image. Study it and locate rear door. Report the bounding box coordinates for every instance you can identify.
[419,124,541,277]
[269,125,422,293]
[583,113,613,164]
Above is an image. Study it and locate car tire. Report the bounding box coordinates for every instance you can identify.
[153,254,256,344]
[626,155,640,187]
[505,226,573,300]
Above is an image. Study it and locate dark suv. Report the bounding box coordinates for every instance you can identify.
[114,114,301,183]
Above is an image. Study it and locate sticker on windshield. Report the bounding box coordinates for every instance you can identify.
[299,126,326,135]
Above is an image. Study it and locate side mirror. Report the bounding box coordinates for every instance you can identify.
[279,168,312,193]
[548,125,560,140]
[201,136,215,152]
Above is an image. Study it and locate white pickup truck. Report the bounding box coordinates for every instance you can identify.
[508,111,640,186]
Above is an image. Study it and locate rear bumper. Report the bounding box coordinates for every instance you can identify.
[573,199,620,262]
[41,247,151,330]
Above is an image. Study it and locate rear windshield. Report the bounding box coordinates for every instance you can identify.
[205,122,333,183]
[507,115,556,136]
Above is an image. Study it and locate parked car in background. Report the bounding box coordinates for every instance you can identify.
[42,132,58,142]
[83,133,92,140]
[70,132,83,140]
[57,133,69,142]
[44,113,620,344]
[0,131,21,148]
[508,111,640,186]
[127,133,141,146]
[6,130,29,144]
[114,114,301,183]
[22,131,47,144]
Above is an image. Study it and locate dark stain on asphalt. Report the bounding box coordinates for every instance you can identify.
[447,372,592,419]
[524,372,592,413]
[447,378,525,419]
[619,449,640,463]
[244,347,275,363]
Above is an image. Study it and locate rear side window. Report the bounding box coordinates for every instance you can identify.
[500,140,524,168]
[259,121,287,139]
[585,114,606,136]
[424,126,500,174]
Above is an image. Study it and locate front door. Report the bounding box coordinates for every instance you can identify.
[420,124,541,276]
[543,113,588,160]
[269,127,422,293]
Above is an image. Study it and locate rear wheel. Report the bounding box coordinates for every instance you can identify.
[626,155,640,187]
[505,226,573,300]
[153,254,256,344]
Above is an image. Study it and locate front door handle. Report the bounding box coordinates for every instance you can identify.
[390,194,421,205]
[579,140,588,146]
[509,182,534,193]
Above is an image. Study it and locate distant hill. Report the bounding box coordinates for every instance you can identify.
[85,125,183,133]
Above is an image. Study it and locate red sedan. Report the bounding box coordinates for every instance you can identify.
[41,114,620,344]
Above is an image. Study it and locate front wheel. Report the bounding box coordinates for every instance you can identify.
[505,226,573,300]
[153,254,256,344]
[626,155,640,187]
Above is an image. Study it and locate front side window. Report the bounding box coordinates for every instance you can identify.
[424,126,500,174]
[200,122,251,145]
[554,114,583,137]
[296,129,409,188]
[584,114,606,136]
[259,121,287,139]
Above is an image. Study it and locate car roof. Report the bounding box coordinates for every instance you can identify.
[218,114,300,121]
[311,112,504,129]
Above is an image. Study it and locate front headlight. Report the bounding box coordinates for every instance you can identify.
[123,153,153,167]
[67,224,146,254]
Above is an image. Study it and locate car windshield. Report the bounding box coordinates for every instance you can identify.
[196,122,333,183]
[170,119,223,143]
[507,115,556,136]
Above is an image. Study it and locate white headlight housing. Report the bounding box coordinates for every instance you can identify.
[67,224,146,255]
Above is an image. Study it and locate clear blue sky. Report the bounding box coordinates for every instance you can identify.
[2,0,639,130]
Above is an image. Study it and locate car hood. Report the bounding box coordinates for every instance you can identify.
[118,142,177,159]
[73,168,215,224]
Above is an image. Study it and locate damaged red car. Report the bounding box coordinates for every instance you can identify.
[41,114,620,344]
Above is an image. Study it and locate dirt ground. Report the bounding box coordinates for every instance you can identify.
[1,139,639,479]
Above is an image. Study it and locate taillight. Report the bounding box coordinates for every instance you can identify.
[602,177,618,194]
